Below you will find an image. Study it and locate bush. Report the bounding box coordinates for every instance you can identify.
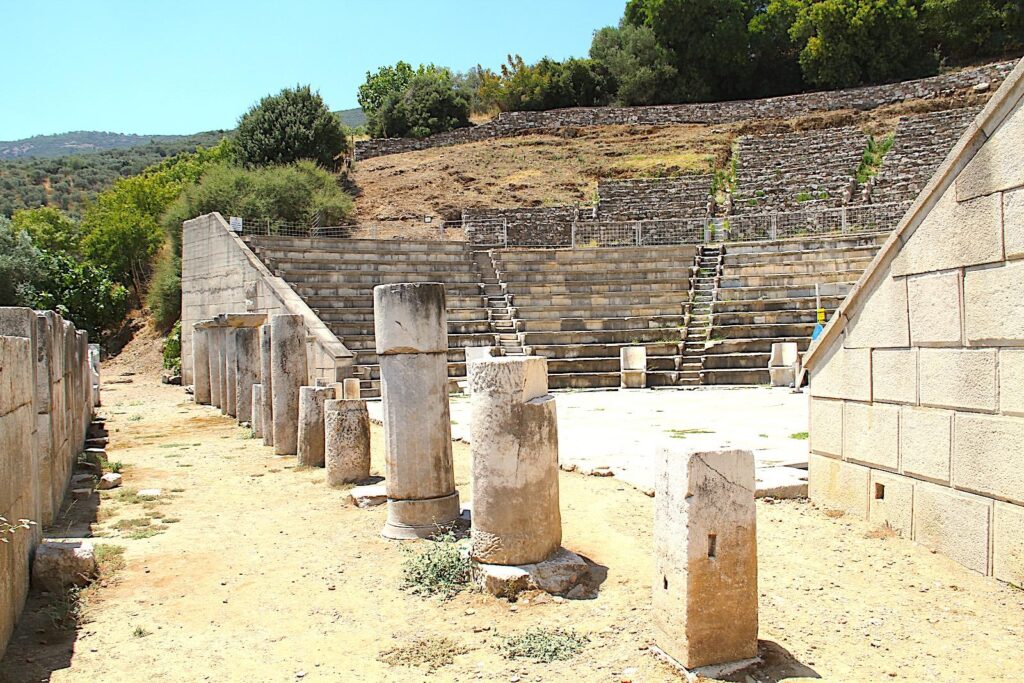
[498,628,589,662]
[11,206,85,255]
[235,85,345,169]
[371,69,471,138]
[400,532,471,599]
[162,321,181,375]
[0,216,42,305]
[590,23,680,105]
[147,251,181,332]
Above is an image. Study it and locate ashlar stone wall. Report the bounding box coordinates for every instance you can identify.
[805,58,1024,585]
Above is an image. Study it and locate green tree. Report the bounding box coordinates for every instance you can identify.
[11,206,85,254]
[920,0,1004,61]
[624,0,752,100]
[792,0,935,88]
[358,61,417,118]
[372,69,472,138]
[0,216,41,305]
[492,55,611,112]
[748,0,808,97]
[590,22,681,105]
[235,85,345,168]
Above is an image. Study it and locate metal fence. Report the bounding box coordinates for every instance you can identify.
[721,201,911,243]
[572,217,710,248]
[232,217,355,238]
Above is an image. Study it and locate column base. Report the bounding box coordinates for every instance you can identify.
[381,491,461,540]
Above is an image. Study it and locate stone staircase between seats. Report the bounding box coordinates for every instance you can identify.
[678,246,721,386]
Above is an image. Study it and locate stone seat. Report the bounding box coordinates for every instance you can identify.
[493,245,697,262]
[700,367,770,385]
[248,235,470,254]
[703,336,809,356]
[702,352,771,369]
[274,268,482,285]
[314,306,488,323]
[713,282,854,302]
[713,308,824,327]
[504,279,691,297]
[517,314,687,333]
[525,341,680,359]
[299,292,486,309]
[264,257,481,273]
[723,256,874,277]
[329,319,493,337]
[350,360,467,382]
[510,291,689,308]
[718,269,865,289]
[254,248,474,264]
[353,348,469,367]
[712,295,846,314]
[330,332,497,351]
[511,302,687,319]
[498,267,693,285]
[711,321,817,340]
[520,327,684,347]
[493,258,692,273]
[722,234,887,254]
[723,244,881,265]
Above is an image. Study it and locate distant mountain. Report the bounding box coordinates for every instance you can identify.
[336,107,367,128]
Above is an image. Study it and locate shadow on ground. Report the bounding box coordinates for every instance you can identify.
[726,640,821,682]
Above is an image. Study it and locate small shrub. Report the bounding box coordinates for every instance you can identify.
[93,544,126,576]
[400,532,470,600]
[132,625,151,638]
[666,428,714,438]
[162,321,181,375]
[379,636,469,671]
[789,431,809,440]
[498,627,589,662]
[44,586,85,630]
[128,414,142,422]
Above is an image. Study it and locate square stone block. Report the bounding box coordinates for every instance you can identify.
[843,402,899,471]
[893,190,1003,277]
[964,260,1024,345]
[809,453,870,518]
[953,412,1024,506]
[871,349,917,404]
[1003,187,1024,260]
[913,483,991,576]
[957,99,1024,200]
[809,344,871,402]
[993,502,1024,587]
[919,348,997,412]
[900,407,952,484]
[999,349,1024,415]
[869,471,915,537]
[809,398,843,457]
[843,265,910,349]
[908,271,963,346]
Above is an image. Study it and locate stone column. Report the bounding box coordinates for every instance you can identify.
[468,356,560,565]
[653,448,758,671]
[208,323,224,409]
[374,282,459,539]
[191,322,212,404]
[270,314,308,455]
[260,324,274,447]
[224,328,238,417]
[325,398,371,485]
[88,343,101,408]
[226,314,265,423]
[252,384,263,438]
[342,377,361,399]
[298,386,333,467]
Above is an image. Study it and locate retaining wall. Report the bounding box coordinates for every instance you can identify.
[180,213,354,386]
[0,307,92,656]
[355,61,1015,160]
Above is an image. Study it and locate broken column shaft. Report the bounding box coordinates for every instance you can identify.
[298,385,333,467]
[260,324,274,447]
[270,314,307,456]
[324,398,371,485]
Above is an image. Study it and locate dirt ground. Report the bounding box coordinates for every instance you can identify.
[3,339,1024,682]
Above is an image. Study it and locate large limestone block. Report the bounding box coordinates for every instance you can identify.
[957,97,1024,200]
[653,448,758,670]
[233,327,260,423]
[768,342,798,367]
[964,260,1024,344]
[993,502,1024,587]
[999,349,1024,415]
[270,314,308,455]
[207,326,223,409]
[892,190,1003,277]
[468,356,560,566]
[808,453,870,518]
[224,329,238,417]
[871,349,917,404]
[843,402,899,471]
[297,386,333,467]
[1004,186,1024,260]
[900,407,951,483]
[325,399,371,485]
[191,324,212,404]
[908,271,963,346]
[260,324,274,447]
[809,398,843,458]
[953,412,1024,506]
[31,540,96,593]
[843,265,910,349]
[342,377,361,400]
[373,283,448,355]
[919,348,997,412]
[252,384,263,438]
[913,483,991,575]
[809,343,871,402]
[868,471,914,537]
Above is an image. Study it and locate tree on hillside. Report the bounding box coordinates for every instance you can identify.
[919,0,1004,61]
[370,68,472,138]
[493,55,611,112]
[748,0,808,97]
[791,0,935,88]
[358,62,417,117]
[235,85,345,168]
[0,216,41,305]
[590,22,681,105]
[11,206,84,255]
[624,0,752,101]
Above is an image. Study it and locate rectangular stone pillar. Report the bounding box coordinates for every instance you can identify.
[653,448,758,671]
[298,386,333,467]
[260,324,274,447]
[270,314,308,455]
[208,324,224,409]
[224,328,238,418]
[224,314,265,423]
[325,398,371,485]
[252,384,263,438]
[191,321,213,404]
[88,343,100,408]
[620,346,647,389]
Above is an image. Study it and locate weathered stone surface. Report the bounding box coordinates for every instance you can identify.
[260,325,274,447]
[871,349,917,404]
[843,402,899,471]
[297,386,333,468]
[892,191,1003,277]
[325,399,371,486]
[868,471,914,536]
[348,483,386,508]
[373,283,448,355]
[993,501,1024,587]
[473,547,590,597]
[208,326,224,410]
[138,488,162,499]
[843,264,910,348]
[653,448,757,671]
[900,407,952,483]
[342,377,361,400]
[808,453,870,517]
[913,483,991,575]
[31,541,96,593]
[468,356,560,566]
[809,344,871,402]
[98,472,122,490]
[964,260,1024,344]
[1003,186,1024,259]
[620,346,647,389]
[953,412,1024,506]
[233,327,260,424]
[998,349,1024,415]
[908,271,963,346]
[252,384,263,438]
[919,348,997,412]
[270,314,307,455]
[191,324,211,404]
[809,398,843,457]
[957,97,1024,200]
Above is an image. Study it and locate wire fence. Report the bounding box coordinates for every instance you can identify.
[447,218,508,247]
[721,201,911,243]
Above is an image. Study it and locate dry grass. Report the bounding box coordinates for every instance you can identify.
[378,636,470,671]
[866,521,901,540]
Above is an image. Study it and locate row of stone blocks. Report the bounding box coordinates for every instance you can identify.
[0,307,97,658]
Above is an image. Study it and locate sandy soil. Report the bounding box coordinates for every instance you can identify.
[3,350,1024,682]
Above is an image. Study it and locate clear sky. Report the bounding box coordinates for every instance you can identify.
[0,0,626,140]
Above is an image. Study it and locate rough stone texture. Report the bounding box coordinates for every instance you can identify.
[98,472,122,490]
[207,326,224,410]
[998,349,1024,415]
[1004,186,1024,259]
[620,346,647,389]
[653,448,758,671]
[468,357,560,566]
[374,283,459,539]
[297,386,333,467]
[768,342,799,387]
[348,483,386,508]
[233,327,260,424]
[957,97,1024,200]
[325,399,371,486]
[908,271,963,346]
[918,348,998,412]
[842,264,909,349]
[191,324,211,404]
[964,260,1024,344]
[342,377,361,400]
[270,314,308,456]
[809,398,843,457]
[913,483,991,575]
[808,343,871,402]
[871,349,917,404]
[892,191,1003,277]
[993,501,1024,587]
[868,471,914,536]
[473,548,590,597]
[252,384,263,438]
[808,453,870,517]
[899,407,952,483]
[952,412,1024,506]
[224,328,237,417]
[843,402,899,471]
[30,541,96,593]
[260,325,274,447]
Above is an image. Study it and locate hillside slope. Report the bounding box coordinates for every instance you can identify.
[0,130,226,161]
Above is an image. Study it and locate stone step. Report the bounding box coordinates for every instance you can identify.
[703,336,811,356]
[510,303,687,320]
[701,367,770,385]
[265,257,480,273]
[714,281,854,302]
[329,319,494,336]
[714,308,833,327]
[719,269,866,289]
[277,269,481,285]
[722,232,887,255]
[315,307,487,323]
[494,245,698,263]
[526,341,681,359]
[713,295,846,314]
[248,235,470,254]
[505,281,691,297]
[497,268,693,286]
[710,321,817,340]
[295,286,485,302]
[510,292,690,308]
[521,328,684,347]
[517,314,686,333]
[723,243,882,266]
[724,256,873,277]
[702,352,772,370]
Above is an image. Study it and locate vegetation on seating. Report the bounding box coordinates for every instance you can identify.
[856,133,896,184]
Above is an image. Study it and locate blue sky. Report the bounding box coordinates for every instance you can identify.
[0,0,625,140]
